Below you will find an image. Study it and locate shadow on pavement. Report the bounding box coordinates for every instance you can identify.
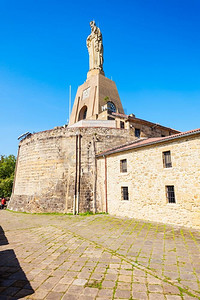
[0,226,34,299]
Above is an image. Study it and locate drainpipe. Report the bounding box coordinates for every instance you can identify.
[93,138,97,213]
[73,134,78,215]
[104,155,108,213]
[77,134,82,214]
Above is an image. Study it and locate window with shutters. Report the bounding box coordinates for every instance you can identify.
[163,151,172,168]
[120,159,127,173]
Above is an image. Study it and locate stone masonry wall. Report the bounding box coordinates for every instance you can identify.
[96,135,200,229]
[9,126,135,213]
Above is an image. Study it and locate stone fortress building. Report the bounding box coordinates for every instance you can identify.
[9,22,200,229]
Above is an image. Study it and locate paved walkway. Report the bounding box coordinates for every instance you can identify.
[0,210,200,299]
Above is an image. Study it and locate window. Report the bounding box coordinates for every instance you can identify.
[166,186,176,203]
[120,159,127,173]
[163,151,172,168]
[121,187,129,200]
[108,116,115,120]
[120,121,125,129]
[135,128,140,138]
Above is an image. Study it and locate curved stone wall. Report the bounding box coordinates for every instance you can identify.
[9,126,135,213]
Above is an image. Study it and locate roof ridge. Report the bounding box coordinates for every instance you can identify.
[97,128,200,157]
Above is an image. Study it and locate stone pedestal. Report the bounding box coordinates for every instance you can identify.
[69,72,124,126]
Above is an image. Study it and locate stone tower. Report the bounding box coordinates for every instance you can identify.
[69,21,124,126]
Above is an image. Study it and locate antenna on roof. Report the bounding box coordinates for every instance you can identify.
[69,85,71,121]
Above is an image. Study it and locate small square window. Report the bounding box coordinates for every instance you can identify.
[166,185,176,203]
[120,159,127,173]
[120,121,125,129]
[121,186,129,200]
[135,128,140,138]
[163,151,172,168]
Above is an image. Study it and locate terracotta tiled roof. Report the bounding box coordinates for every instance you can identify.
[112,112,128,118]
[97,128,200,157]
[112,112,179,133]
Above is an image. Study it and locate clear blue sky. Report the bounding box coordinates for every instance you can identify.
[0,0,200,156]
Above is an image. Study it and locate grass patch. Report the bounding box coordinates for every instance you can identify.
[6,209,72,216]
[6,209,107,217]
[85,280,102,289]
[79,211,94,216]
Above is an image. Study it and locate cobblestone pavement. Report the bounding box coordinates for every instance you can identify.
[0,211,200,299]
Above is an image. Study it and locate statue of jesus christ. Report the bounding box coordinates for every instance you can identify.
[86,21,104,71]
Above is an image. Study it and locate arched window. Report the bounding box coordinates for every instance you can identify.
[78,106,88,121]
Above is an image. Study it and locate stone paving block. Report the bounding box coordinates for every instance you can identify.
[82,287,99,296]
[62,293,79,300]
[96,297,112,300]
[98,288,114,297]
[132,283,147,292]
[104,274,118,281]
[132,275,146,284]
[95,267,107,274]
[119,269,132,275]
[115,289,131,298]
[109,264,120,269]
[148,283,163,293]
[133,269,146,277]
[52,283,69,292]
[149,293,166,299]
[67,285,85,294]
[79,296,96,300]
[147,274,163,285]
[106,268,118,274]
[118,274,132,282]
[58,275,74,284]
[116,282,131,290]
[166,295,182,300]
[132,291,148,299]
[72,278,87,286]
[32,273,49,283]
[163,283,181,295]
[39,281,56,291]
[101,280,116,288]
[77,272,91,279]
[90,273,104,280]
[45,291,63,299]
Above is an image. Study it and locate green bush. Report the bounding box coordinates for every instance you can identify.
[0,155,16,198]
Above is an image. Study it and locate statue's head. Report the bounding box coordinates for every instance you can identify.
[90,21,96,28]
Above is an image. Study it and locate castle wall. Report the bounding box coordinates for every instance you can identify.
[96,134,200,229]
[9,127,135,213]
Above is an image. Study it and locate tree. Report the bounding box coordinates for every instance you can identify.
[0,155,16,198]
